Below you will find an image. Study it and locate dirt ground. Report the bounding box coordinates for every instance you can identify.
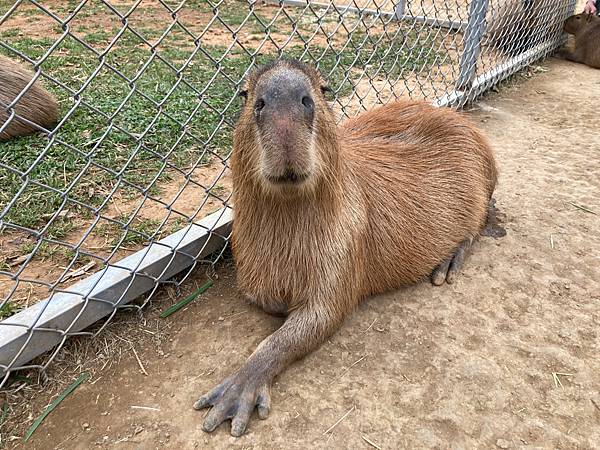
[8,57,600,449]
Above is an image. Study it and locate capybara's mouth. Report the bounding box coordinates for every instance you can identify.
[266,169,309,185]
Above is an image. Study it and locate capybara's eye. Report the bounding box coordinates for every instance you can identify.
[302,96,314,110]
[254,98,265,113]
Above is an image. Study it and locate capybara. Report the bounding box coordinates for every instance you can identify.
[485,0,565,57]
[193,59,500,436]
[0,55,58,141]
[560,13,600,68]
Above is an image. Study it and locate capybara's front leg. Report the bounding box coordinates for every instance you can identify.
[193,301,346,436]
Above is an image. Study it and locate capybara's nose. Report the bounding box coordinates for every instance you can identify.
[259,89,313,111]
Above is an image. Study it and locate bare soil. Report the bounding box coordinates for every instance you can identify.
[4,57,600,449]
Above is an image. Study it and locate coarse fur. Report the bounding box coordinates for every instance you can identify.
[485,0,564,57]
[193,59,499,437]
[559,13,600,69]
[0,55,59,141]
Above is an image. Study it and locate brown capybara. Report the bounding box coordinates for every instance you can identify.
[560,13,600,69]
[193,59,500,436]
[0,55,59,141]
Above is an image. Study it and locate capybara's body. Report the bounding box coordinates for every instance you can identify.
[233,100,497,313]
[194,60,499,437]
[0,55,58,141]
[561,13,600,69]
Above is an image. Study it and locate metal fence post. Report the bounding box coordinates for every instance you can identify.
[394,0,406,20]
[566,0,576,18]
[456,0,489,91]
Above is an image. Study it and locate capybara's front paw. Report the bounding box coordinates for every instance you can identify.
[193,369,271,437]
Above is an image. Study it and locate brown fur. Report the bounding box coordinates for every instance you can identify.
[0,55,59,141]
[560,13,600,69]
[194,59,498,436]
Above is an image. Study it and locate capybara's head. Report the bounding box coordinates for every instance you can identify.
[236,59,337,195]
[564,13,599,34]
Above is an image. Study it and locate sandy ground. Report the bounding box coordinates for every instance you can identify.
[8,57,600,449]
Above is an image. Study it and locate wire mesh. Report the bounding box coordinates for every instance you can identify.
[0,0,574,384]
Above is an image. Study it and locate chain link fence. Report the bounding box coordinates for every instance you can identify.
[0,0,575,385]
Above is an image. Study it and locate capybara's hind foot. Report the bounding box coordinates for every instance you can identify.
[481,198,507,238]
[431,237,474,286]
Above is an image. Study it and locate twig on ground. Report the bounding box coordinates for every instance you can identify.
[323,405,355,435]
[552,372,573,389]
[61,261,97,282]
[131,347,148,376]
[362,435,382,449]
[331,356,366,384]
[363,318,377,333]
[568,201,597,215]
[131,406,160,412]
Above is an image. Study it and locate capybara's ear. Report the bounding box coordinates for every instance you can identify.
[238,89,248,100]
[320,85,332,97]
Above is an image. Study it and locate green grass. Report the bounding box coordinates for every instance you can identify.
[0,1,444,233]
[0,302,18,319]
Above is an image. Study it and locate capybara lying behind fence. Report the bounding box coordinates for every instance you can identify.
[0,55,58,141]
[560,13,600,69]
[193,59,501,436]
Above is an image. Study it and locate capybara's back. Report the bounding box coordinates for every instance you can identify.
[341,100,497,294]
[0,55,59,141]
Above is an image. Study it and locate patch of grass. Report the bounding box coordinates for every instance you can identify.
[0,302,18,319]
[20,242,51,258]
[45,218,78,241]
[169,216,190,234]
[209,183,228,198]
[19,240,79,262]
[94,215,163,247]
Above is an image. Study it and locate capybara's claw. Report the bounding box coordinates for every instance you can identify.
[194,370,271,437]
[431,237,473,286]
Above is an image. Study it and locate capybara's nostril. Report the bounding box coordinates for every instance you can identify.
[301,95,314,111]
